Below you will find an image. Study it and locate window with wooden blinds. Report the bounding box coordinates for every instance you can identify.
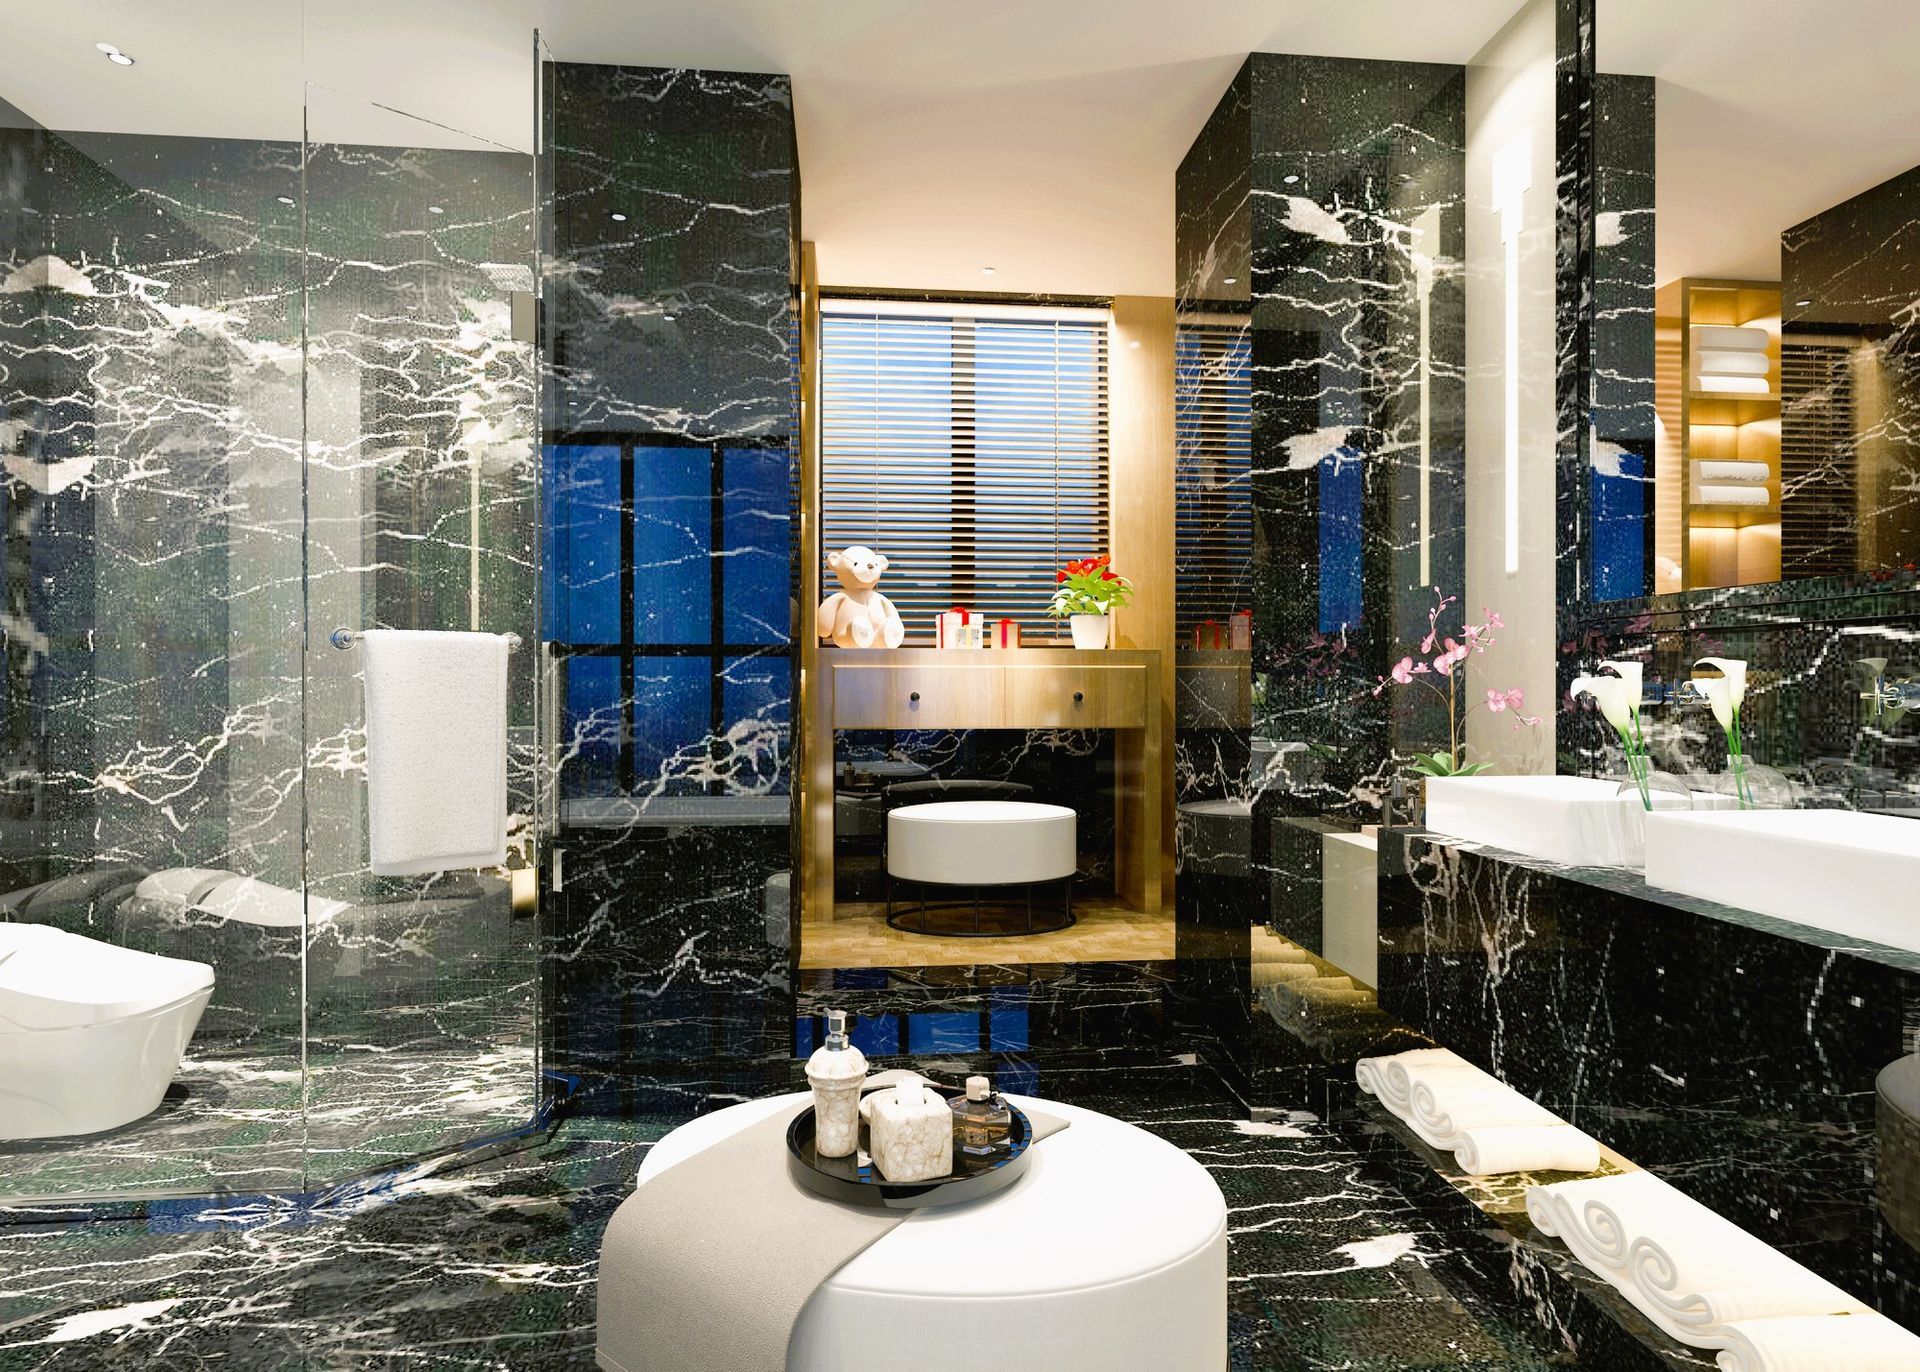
[819,299,1110,641]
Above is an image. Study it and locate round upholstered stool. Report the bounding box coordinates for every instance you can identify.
[885,800,1076,936]
[632,1092,1228,1371]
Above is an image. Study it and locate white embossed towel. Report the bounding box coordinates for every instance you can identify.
[360,629,510,876]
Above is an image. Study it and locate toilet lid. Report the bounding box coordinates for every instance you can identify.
[0,923,215,1030]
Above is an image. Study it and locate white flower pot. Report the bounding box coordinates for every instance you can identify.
[1069,613,1110,650]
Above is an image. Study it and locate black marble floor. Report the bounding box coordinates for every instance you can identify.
[0,1062,1582,1371]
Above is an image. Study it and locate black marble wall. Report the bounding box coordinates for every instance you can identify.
[538,61,799,1112]
[1781,162,1920,579]
[1172,53,1468,1100]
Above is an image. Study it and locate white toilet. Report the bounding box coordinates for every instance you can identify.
[0,923,215,1140]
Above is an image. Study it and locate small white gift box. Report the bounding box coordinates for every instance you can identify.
[934,608,984,649]
[1229,610,1252,651]
[987,618,1021,649]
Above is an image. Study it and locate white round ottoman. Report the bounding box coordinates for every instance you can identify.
[635,1092,1227,1371]
[886,800,1077,936]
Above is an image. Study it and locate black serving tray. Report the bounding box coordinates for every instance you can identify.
[786,1081,1033,1209]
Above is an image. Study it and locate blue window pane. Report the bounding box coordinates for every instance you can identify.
[721,654,790,794]
[633,445,711,646]
[1318,446,1364,634]
[989,988,1031,1052]
[631,656,708,791]
[847,1014,900,1058]
[544,444,621,645]
[723,447,791,645]
[1592,444,1648,600]
[907,1012,981,1055]
[563,654,622,797]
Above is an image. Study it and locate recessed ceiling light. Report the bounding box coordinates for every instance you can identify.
[1223,276,1238,285]
[981,266,996,276]
[276,195,295,206]
[1282,174,1300,185]
[1795,298,1813,307]
[95,41,117,53]
[97,42,134,65]
[610,212,628,222]
[1128,340,1141,349]
[427,205,444,215]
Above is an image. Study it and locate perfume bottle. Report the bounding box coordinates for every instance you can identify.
[949,1075,1012,1158]
[805,1009,867,1158]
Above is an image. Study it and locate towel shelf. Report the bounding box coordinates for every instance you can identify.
[330,627,523,653]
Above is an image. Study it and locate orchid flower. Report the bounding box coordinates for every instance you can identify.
[1375,588,1534,778]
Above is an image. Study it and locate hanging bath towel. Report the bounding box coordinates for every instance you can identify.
[359,629,510,876]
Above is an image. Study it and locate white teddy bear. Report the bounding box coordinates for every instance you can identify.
[817,546,906,649]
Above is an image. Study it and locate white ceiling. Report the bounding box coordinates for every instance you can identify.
[5,1,1919,295]
[1599,0,1920,285]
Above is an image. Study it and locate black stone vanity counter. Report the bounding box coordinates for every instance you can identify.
[1376,826,1920,1335]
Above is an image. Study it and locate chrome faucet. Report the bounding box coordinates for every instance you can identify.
[1861,676,1920,717]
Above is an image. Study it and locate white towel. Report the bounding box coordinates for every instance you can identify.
[1408,1071,1559,1148]
[1452,1124,1601,1176]
[1360,1047,1472,1114]
[360,629,510,877]
[1526,1170,1670,1279]
[1716,1313,1920,1372]
[1694,460,1771,484]
[1627,1220,1867,1345]
[1692,483,1772,507]
[1529,1171,1873,1353]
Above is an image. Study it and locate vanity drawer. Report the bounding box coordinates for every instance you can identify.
[1002,663,1148,728]
[832,663,1005,729]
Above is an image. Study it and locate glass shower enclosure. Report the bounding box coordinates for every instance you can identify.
[0,17,543,1206]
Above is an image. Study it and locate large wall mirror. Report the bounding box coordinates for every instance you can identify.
[1588,1,1920,600]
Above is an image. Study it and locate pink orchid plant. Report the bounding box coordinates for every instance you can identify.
[1375,590,1541,777]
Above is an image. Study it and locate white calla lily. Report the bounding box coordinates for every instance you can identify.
[1694,657,1746,718]
[1599,660,1644,714]
[1693,675,1734,732]
[1571,674,1636,736]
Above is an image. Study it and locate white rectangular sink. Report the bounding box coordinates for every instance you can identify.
[1645,809,1920,953]
[1425,775,1653,868]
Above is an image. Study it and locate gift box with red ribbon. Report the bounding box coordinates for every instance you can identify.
[1193,619,1225,650]
[934,606,984,649]
[1229,609,1253,651]
[987,618,1021,649]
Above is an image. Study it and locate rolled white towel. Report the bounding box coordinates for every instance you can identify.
[1716,1313,1920,1372]
[1380,1050,1479,1115]
[1627,1222,1868,1346]
[1355,1046,1463,1112]
[1526,1170,1674,1279]
[1452,1124,1602,1176]
[1408,1070,1558,1148]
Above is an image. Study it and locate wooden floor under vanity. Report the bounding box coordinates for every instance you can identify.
[799,895,1174,969]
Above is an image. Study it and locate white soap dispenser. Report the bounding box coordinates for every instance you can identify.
[805,1009,867,1158]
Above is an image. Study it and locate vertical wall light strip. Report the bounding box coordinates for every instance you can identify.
[1492,133,1531,576]
[1412,207,1440,587]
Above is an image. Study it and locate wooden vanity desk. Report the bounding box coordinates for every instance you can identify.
[801,648,1165,922]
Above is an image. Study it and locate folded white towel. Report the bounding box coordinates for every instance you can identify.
[1716,1313,1920,1372]
[1627,1220,1867,1345]
[1355,1047,1463,1111]
[360,629,511,877]
[1692,483,1772,507]
[1693,460,1771,484]
[1452,1124,1601,1176]
[1526,1170,1672,1278]
[1692,324,1770,351]
[1408,1071,1559,1148]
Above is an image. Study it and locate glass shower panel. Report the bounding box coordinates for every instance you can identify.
[298,84,541,1185]
[0,35,309,1197]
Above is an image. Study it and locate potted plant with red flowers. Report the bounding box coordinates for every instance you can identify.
[1048,555,1134,649]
